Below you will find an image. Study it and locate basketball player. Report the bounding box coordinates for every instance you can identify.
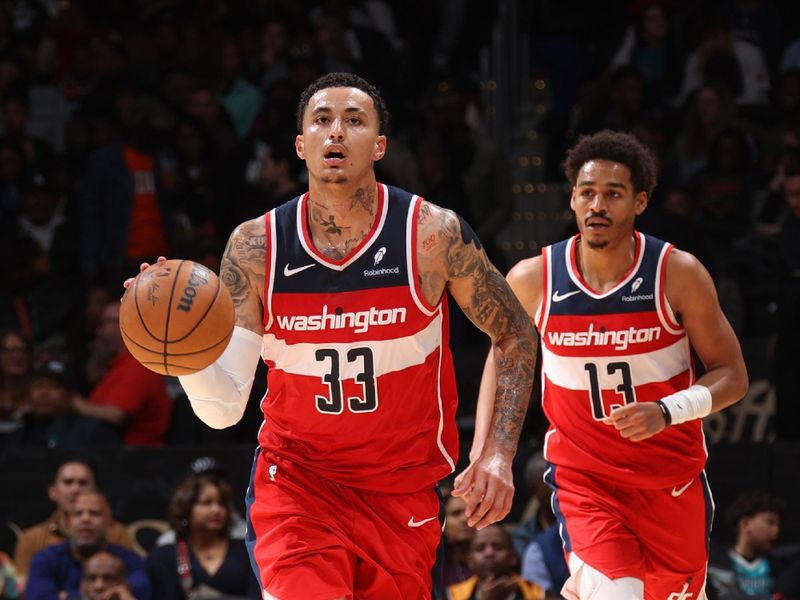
[131,73,536,599]
[465,130,748,599]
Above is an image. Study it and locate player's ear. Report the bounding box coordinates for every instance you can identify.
[373,135,387,162]
[635,191,648,215]
[295,135,305,160]
[569,187,577,211]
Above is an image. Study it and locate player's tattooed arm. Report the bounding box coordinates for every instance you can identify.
[417,202,537,456]
[220,216,267,335]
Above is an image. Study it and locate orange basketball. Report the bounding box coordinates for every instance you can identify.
[119,260,235,376]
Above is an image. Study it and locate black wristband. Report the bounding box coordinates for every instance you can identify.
[655,399,672,427]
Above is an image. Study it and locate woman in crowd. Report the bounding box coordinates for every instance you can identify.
[146,471,260,599]
[0,330,31,421]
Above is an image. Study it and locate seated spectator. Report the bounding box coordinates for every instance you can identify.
[513,453,569,594]
[0,329,31,421]
[13,458,134,580]
[708,490,795,599]
[147,470,260,599]
[442,493,474,588]
[5,359,120,448]
[447,524,549,600]
[0,551,20,598]
[156,457,247,546]
[25,490,150,600]
[80,551,137,600]
[73,301,171,446]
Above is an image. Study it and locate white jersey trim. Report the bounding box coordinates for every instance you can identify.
[541,335,692,390]
[262,311,444,379]
[296,184,390,271]
[264,211,278,331]
[434,304,456,471]
[407,195,437,316]
[655,243,683,334]
[565,232,646,299]
[536,245,552,333]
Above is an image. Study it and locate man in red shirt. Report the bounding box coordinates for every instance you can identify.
[74,301,171,445]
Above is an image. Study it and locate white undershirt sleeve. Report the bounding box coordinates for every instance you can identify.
[177,326,263,429]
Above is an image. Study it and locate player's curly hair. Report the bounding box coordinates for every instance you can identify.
[563,130,658,196]
[296,72,390,135]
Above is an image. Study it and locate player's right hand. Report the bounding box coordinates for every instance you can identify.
[122,256,167,290]
[452,449,514,530]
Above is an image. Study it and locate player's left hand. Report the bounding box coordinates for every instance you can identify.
[602,401,667,442]
[452,449,514,530]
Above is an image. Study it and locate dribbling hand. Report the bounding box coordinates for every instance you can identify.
[121,256,167,292]
[602,401,667,442]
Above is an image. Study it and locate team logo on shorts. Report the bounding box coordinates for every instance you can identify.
[667,581,692,600]
[268,464,277,482]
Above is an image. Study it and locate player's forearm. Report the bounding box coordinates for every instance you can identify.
[178,326,261,429]
[484,320,537,456]
[695,362,749,413]
[469,354,497,462]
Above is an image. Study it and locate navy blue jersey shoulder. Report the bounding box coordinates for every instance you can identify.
[271,186,415,294]
[548,233,670,316]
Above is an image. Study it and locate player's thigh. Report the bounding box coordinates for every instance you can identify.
[546,464,647,581]
[638,472,713,598]
[562,554,644,600]
[247,450,356,599]
[353,487,442,600]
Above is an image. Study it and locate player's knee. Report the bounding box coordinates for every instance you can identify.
[564,556,643,600]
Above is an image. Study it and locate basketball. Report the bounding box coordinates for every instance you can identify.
[119,260,235,376]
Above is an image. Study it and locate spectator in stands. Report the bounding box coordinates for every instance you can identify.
[608,2,683,102]
[80,91,173,287]
[513,453,569,594]
[0,329,31,420]
[156,456,247,546]
[74,301,171,446]
[447,524,548,600]
[25,490,149,600]
[708,490,794,599]
[442,493,474,588]
[773,158,800,440]
[147,470,260,599]
[5,359,120,448]
[13,458,134,579]
[79,551,137,600]
[0,551,20,599]
[676,18,771,107]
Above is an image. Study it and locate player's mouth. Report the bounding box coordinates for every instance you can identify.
[585,216,611,230]
[323,145,347,167]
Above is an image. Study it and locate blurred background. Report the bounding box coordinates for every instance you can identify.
[0,0,799,593]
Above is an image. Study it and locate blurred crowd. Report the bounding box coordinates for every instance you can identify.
[1,0,800,598]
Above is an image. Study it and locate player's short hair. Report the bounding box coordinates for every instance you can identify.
[726,490,785,529]
[564,130,658,196]
[296,72,390,135]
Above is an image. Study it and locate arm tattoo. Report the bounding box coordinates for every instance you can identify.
[220,220,266,331]
[443,210,537,454]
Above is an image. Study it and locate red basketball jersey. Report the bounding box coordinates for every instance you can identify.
[538,232,707,489]
[258,184,459,493]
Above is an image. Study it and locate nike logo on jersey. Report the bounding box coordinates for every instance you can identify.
[283,263,316,277]
[552,290,580,302]
[671,480,693,497]
[407,516,436,528]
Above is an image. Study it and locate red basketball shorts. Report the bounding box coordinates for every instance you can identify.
[546,463,714,599]
[245,448,442,600]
